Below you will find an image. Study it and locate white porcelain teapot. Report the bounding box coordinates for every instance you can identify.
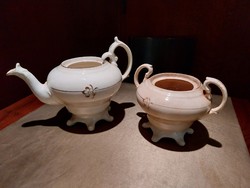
[7,37,132,131]
[134,64,228,146]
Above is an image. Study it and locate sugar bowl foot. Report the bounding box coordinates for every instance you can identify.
[142,121,194,146]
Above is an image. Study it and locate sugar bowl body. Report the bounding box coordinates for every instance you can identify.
[134,64,228,145]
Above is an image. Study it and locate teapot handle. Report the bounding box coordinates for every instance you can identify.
[203,77,228,114]
[134,64,153,87]
[101,37,132,81]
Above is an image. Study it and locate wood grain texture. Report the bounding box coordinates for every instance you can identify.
[232,97,250,153]
[0,94,43,130]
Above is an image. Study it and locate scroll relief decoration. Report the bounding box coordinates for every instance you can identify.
[82,84,98,98]
[143,97,151,108]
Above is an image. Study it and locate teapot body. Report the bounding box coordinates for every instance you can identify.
[47,56,122,104]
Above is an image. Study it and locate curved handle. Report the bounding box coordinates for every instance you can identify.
[134,64,153,87]
[203,77,228,114]
[101,36,133,81]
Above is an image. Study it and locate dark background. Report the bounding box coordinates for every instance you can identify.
[1,0,250,109]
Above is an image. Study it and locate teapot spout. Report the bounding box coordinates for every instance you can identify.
[6,63,61,105]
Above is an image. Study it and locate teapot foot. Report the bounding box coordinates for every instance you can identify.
[142,121,194,146]
[66,106,113,131]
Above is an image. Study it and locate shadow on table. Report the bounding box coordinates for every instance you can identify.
[22,101,135,134]
[137,112,222,152]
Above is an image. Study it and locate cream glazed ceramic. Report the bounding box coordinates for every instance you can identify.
[134,64,228,146]
[7,37,132,131]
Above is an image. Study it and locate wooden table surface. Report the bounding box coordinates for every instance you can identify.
[0,83,250,188]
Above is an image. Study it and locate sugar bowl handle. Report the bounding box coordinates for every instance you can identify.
[134,64,153,87]
[101,36,133,81]
[203,77,228,114]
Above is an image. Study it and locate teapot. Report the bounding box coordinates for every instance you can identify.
[134,64,228,146]
[7,37,132,131]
